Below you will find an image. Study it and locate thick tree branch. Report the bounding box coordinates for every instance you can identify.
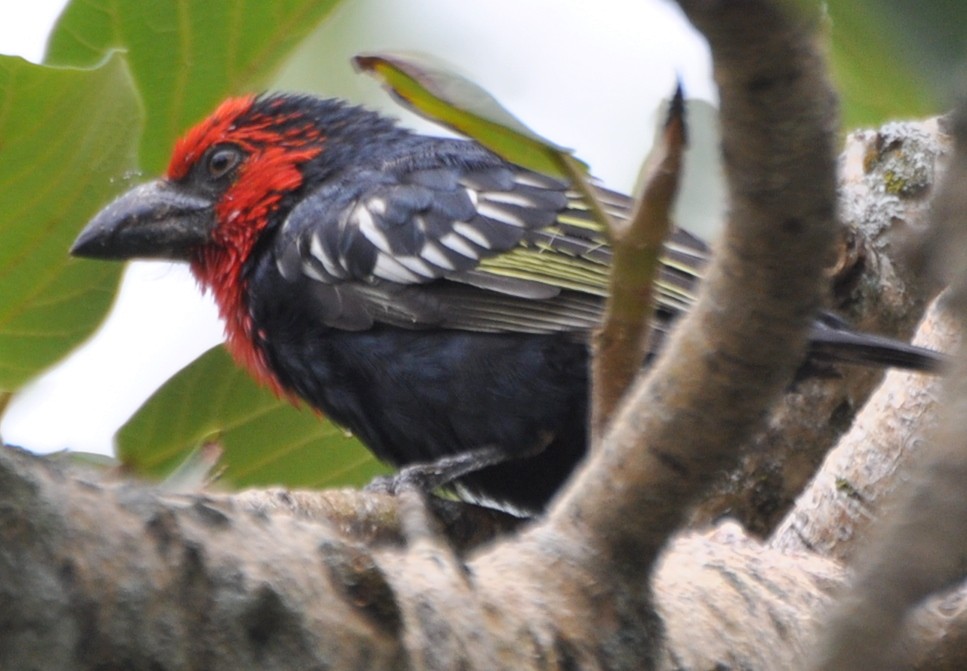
[806,98,967,671]
[0,442,845,671]
[693,117,949,535]
[0,447,403,670]
[772,297,956,562]
[550,0,838,568]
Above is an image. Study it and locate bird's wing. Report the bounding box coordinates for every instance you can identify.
[273,153,708,333]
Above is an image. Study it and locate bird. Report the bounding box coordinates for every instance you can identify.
[72,93,944,514]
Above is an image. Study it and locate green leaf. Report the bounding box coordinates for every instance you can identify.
[117,347,387,489]
[0,52,140,390]
[353,52,588,180]
[825,2,953,128]
[46,0,348,174]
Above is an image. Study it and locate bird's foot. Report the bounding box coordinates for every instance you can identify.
[366,445,511,496]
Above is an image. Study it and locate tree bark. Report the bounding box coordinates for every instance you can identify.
[805,100,967,671]
[692,117,948,535]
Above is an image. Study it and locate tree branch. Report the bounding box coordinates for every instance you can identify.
[693,117,949,535]
[772,297,956,561]
[550,0,839,570]
[590,87,686,444]
[806,98,967,671]
[0,446,403,670]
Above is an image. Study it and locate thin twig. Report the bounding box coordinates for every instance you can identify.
[590,86,687,445]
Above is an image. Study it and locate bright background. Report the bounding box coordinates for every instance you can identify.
[0,0,716,457]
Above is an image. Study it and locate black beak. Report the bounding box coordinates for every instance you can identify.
[71,180,215,261]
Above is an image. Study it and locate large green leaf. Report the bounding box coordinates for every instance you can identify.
[45,0,346,174]
[118,346,386,489]
[0,52,140,390]
[824,1,963,128]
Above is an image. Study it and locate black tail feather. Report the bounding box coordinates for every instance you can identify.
[807,315,948,373]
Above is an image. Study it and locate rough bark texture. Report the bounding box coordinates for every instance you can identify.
[772,299,956,563]
[692,118,948,535]
[805,98,967,671]
[0,444,846,671]
[3,2,966,670]
[0,449,403,670]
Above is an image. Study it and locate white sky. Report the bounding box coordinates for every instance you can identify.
[0,0,714,457]
[0,0,66,63]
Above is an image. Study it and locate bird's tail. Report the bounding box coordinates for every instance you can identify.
[807,313,947,373]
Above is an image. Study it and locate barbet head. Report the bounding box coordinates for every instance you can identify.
[71,95,341,390]
[72,95,327,272]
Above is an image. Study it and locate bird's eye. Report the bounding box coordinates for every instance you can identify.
[207,147,241,180]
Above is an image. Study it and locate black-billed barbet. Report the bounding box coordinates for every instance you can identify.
[72,93,944,513]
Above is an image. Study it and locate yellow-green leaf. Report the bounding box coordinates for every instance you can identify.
[353,52,588,180]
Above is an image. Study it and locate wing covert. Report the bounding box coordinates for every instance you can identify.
[276,161,570,289]
[271,142,709,334]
